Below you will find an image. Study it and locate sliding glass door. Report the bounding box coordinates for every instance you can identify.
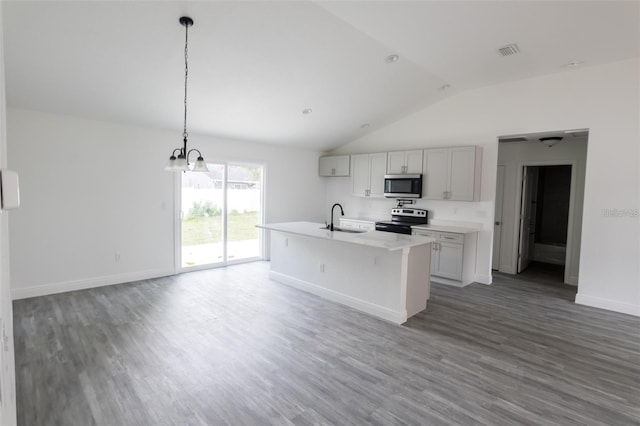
[180,162,263,269]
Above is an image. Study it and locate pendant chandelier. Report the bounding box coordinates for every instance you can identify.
[165,16,208,172]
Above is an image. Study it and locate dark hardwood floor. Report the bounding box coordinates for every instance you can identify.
[14,262,640,425]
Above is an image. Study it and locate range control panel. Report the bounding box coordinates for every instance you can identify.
[391,208,427,218]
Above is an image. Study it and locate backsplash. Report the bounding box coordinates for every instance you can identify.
[325,178,491,229]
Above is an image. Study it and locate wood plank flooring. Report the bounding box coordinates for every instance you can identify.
[13,262,640,425]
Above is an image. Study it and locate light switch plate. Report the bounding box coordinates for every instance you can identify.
[1,169,20,210]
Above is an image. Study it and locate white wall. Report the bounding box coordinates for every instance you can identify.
[7,108,325,299]
[331,58,640,317]
[0,5,17,423]
[497,138,588,284]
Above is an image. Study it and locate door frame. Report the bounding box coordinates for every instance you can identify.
[173,161,266,273]
[511,160,578,284]
[492,165,505,270]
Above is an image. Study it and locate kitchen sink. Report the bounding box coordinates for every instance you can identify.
[319,226,367,234]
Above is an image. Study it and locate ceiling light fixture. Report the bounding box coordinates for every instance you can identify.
[385,54,399,63]
[438,84,451,92]
[539,136,563,147]
[360,123,370,129]
[165,16,208,173]
[302,108,313,115]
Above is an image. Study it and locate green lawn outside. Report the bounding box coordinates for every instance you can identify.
[182,211,260,246]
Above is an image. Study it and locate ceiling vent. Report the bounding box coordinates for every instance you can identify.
[499,137,528,143]
[498,44,520,56]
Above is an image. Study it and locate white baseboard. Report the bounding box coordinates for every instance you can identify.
[269,271,407,324]
[575,293,640,317]
[11,268,176,300]
[430,276,468,287]
[474,274,492,285]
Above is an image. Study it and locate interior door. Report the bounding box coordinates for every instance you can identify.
[518,166,536,273]
[492,165,505,270]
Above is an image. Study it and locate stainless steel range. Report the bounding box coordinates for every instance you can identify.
[375,208,429,235]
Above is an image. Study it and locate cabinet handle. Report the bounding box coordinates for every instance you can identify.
[331,168,336,176]
[444,236,456,240]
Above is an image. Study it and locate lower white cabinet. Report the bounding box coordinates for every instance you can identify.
[339,218,375,231]
[412,228,478,286]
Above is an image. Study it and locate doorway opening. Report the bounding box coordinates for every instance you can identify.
[493,129,588,290]
[518,165,572,283]
[179,162,264,270]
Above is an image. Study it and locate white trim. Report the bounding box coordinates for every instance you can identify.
[430,275,468,287]
[474,274,492,285]
[269,271,407,324]
[575,293,640,317]
[510,160,578,286]
[567,275,579,286]
[11,268,175,300]
[173,171,182,272]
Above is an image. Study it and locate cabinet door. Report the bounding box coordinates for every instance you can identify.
[387,151,406,174]
[368,153,388,197]
[430,242,439,275]
[423,149,448,200]
[405,150,423,173]
[358,222,375,231]
[434,242,463,280]
[339,219,359,230]
[448,147,476,201]
[351,154,371,197]
[334,156,350,177]
[318,156,335,176]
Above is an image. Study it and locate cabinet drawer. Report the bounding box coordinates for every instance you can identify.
[439,232,463,244]
[413,230,438,239]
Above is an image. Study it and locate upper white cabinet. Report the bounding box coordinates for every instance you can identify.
[387,150,423,174]
[351,153,387,197]
[423,146,482,201]
[319,155,350,177]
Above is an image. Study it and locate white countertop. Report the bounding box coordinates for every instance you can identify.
[411,224,480,234]
[258,222,435,251]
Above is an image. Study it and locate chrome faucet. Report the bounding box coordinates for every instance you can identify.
[330,203,344,231]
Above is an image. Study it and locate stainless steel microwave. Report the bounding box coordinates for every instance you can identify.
[384,174,423,198]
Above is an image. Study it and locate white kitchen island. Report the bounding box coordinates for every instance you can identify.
[258,222,435,324]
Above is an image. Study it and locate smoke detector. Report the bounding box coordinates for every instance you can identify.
[497,44,520,56]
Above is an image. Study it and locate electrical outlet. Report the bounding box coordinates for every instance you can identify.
[115,253,121,262]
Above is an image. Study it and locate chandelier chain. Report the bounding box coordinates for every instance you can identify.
[183,22,189,140]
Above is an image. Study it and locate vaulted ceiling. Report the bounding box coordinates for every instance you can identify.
[2,1,638,151]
